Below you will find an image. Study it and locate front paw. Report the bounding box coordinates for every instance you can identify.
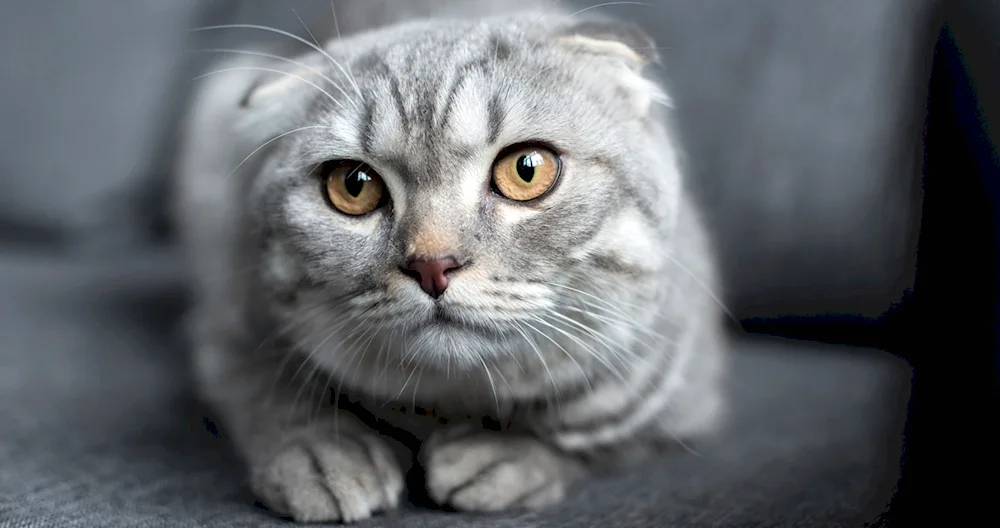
[421,430,583,512]
[250,428,404,523]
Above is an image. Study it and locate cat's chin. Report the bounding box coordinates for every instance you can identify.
[401,315,510,366]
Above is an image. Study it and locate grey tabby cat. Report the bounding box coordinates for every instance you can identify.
[174,1,727,523]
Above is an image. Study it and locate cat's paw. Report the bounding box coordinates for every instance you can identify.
[250,428,404,523]
[421,430,583,512]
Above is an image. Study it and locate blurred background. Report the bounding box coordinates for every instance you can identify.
[0,0,937,319]
[1,0,996,526]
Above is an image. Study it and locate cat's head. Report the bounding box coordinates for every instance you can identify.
[242,11,683,375]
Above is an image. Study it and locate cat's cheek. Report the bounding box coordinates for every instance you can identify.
[580,210,664,273]
[492,200,542,228]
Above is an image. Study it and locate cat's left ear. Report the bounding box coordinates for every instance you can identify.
[553,19,659,72]
[552,19,668,115]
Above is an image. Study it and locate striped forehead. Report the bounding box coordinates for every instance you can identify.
[352,38,507,162]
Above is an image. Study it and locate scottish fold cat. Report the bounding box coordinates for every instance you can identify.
[175,2,727,522]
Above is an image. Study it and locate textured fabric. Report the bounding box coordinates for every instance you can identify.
[0,251,909,527]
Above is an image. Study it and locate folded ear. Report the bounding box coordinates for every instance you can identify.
[552,19,668,115]
[233,63,320,143]
[239,67,314,109]
[552,19,659,71]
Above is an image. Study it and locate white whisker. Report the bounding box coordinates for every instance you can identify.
[192,24,363,101]
[662,250,740,326]
[226,124,333,179]
[546,309,643,363]
[194,48,358,113]
[476,353,501,420]
[511,321,561,410]
[328,321,379,437]
[531,314,628,383]
[522,320,594,394]
[192,67,343,110]
[566,1,654,19]
[329,0,361,96]
[410,363,427,413]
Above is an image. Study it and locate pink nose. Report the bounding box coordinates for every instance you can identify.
[403,257,462,298]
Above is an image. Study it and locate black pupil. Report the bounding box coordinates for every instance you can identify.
[344,168,372,197]
[516,152,544,183]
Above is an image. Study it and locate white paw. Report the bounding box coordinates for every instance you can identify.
[250,428,404,523]
[422,430,581,512]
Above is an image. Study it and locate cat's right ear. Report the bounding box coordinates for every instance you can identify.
[234,67,317,139]
[239,69,310,109]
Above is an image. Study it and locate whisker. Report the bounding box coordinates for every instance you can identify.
[193,48,358,113]
[192,24,363,101]
[522,320,595,394]
[394,345,424,401]
[547,281,635,319]
[349,328,380,393]
[532,314,628,383]
[191,67,342,111]
[511,321,561,409]
[566,1,654,19]
[289,5,362,115]
[286,322,345,392]
[561,304,666,344]
[378,325,397,386]
[260,306,341,397]
[661,251,741,326]
[539,314,654,404]
[328,319,379,436]
[476,352,501,420]
[513,0,565,70]
[546,309,643,363]
[329,0,361,95]
[410,363,427,415]
[285,300,377,387]
[500,334,525,374]
[554,273,677,352]
[225,124,334,179]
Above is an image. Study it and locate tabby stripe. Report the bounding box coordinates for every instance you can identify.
[436,58,489,132]
[341,432,391,505]
[486,92,504,145]
[552,315,699,450]
[359,91,376,156]
[354,55,410,155]
[444,458,513,505]
[289,439,344,515]
[551,336,674,435]
[511,481,557,509]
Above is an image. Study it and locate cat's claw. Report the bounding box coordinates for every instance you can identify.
[422,430,582,512]
[250,428,403,523]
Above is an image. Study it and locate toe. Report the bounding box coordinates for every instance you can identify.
[265,443,342,522]
[449,459,550,511]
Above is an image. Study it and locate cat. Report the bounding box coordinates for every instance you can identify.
[174,2,728,523]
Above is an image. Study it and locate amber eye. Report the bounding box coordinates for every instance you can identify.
[491,145,561,202]
[323,161,385,216]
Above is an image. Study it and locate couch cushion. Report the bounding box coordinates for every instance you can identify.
[0,251,909,527]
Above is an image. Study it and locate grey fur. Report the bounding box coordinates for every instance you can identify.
[174,4,727,523]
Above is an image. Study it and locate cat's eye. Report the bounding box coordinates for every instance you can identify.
[491,145,561,202]
[322,161,386,216]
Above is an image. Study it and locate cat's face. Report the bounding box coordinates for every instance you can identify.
[247,13,682,372]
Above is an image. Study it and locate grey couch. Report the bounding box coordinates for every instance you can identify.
[7,0,974,525]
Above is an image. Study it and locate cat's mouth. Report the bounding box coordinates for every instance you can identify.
[419,304,496,336]
[429,305,462,327]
